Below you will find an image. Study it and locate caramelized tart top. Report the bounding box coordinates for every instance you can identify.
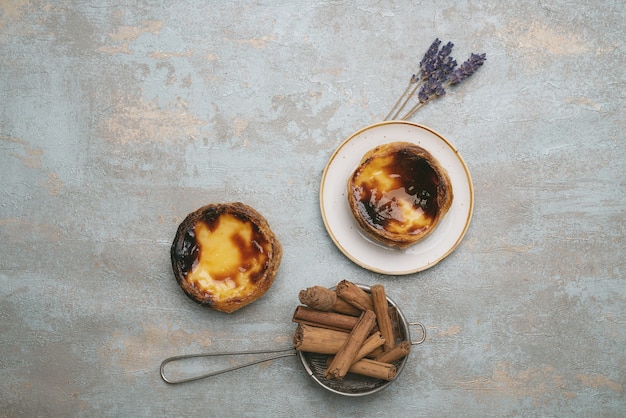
[347,142,453,248]
[171,202,281,313]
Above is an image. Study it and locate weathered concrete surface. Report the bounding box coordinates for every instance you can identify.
[1,1,624,416]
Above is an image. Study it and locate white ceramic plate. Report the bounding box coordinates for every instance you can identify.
[319,121,473,275]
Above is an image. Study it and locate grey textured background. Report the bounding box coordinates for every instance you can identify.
[1,1,624,416]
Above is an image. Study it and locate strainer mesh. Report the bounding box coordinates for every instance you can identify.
[300,305,409,395]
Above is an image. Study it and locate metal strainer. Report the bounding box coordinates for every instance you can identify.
[160,284,425,396]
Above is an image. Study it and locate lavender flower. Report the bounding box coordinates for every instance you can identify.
[385,39,486,121]
[421,41,455,81]
[419,38,441,74]
[448,53,487,84]
[418,77,446,103]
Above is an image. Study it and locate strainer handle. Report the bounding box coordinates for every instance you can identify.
[409,322,426,345]
[160,348,296,384]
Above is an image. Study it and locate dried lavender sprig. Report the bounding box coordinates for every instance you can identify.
[399,44,456,120]
[389,40,453,119]
[385,38,441,120]
[387,39,451,120]
[419,38,442,75]
[401,51,486,120]
[419,77,446,103]
[386,39,486,121]
[424,41,455,80]
[447,53,487,85]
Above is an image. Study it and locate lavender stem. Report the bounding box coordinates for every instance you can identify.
[385,40,485,121]
[401,101,426,120]
[391,81,422,120]
[384,80,413,121]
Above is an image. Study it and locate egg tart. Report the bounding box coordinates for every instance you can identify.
[347,142,453,249]
[170,202,282,313]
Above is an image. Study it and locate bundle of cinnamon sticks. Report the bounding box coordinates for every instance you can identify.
[292,280,411,381]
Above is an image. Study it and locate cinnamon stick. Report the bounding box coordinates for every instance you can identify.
[366,346,385,359]
[293,324,347,354]
[326,357,397,381]
[388,305,401,343]
[370,284,395,351]
[293,324,385,359]
[292,306,358,332]
[324,310,376,380]
[298,286,361,316]
[348,358,397,381]
[374,340,411,363]
[355,332,386,362]
[335,280,373,311]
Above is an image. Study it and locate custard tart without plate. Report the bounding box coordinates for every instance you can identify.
[171,202,282,313]
[347,142,453,249]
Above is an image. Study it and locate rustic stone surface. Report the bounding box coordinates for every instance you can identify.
[1,1,624,416]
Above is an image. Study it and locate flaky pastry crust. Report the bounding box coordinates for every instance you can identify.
[347,142,453,249]
[171,202,282,313]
